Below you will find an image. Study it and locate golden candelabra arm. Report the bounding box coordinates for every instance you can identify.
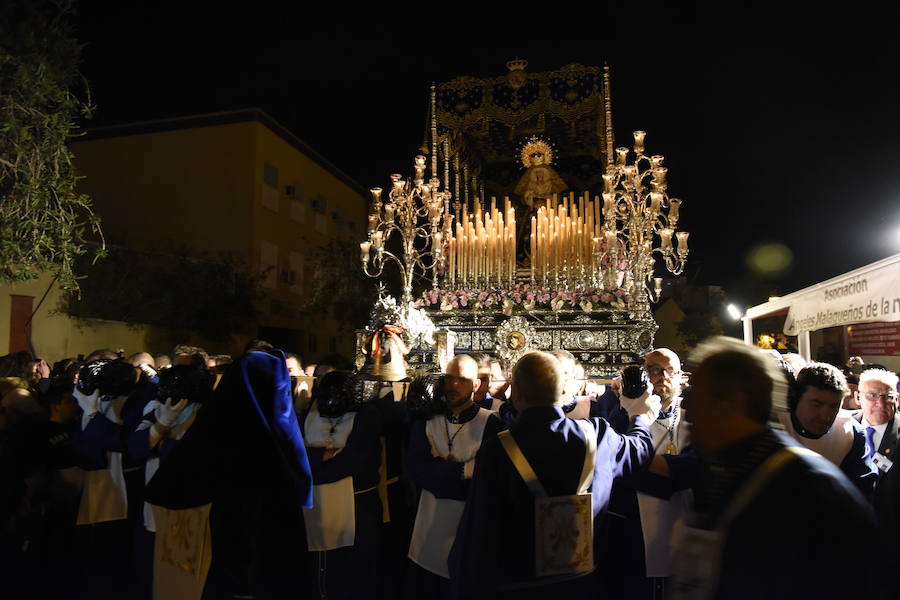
[360,155,453,308]
[595,130,689,313]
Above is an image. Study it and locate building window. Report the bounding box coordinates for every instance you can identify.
[262,164,279,211]
[289,251,304,295]
[260,240,278,288]
[315,213,328,234]
[264,163,278,188]
[310,195,327,214]
[290,199,305,223]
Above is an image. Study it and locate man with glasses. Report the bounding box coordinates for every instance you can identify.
[852,368,899,475]
[595,348,697,599]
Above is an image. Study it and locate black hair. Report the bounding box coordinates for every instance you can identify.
[76,359,112,395]
[313,371,361,418]
[788,362,848,411]
[157,364,213,405]
[406,372,447,420]
[94,359,140,398]
[243,339,275,354]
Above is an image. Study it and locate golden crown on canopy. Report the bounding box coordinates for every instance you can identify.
[506,58,529,90]
[520,136,555,169]
[506,57,528,72]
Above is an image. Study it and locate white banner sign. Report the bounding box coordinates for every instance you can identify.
[784,263,900,335]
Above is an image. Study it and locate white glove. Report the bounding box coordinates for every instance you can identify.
[73,388,100,417]
[619,383,662,422]
[155,398,188,428]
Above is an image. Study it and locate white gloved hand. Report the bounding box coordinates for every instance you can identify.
[619,383,662,422]
[155,398,188,428]
[73,388,100,417]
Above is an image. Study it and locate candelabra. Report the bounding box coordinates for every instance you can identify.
[598,130,689,314]
[359,155,453,309]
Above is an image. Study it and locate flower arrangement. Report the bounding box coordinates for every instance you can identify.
[416,283,630,315]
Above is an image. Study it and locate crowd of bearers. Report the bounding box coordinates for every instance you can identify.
[2,337,899,600]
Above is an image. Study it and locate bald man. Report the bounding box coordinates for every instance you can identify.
[450,351,658,597]
[595,347,697,599]
[407,354,504,598]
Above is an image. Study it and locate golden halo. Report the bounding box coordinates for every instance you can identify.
[520,136,554,169]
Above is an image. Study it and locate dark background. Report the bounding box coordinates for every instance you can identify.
[73,3,900,309]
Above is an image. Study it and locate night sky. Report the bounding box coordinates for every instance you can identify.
[72,5,900,311]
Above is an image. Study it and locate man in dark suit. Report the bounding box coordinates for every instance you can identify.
[852,368,899,471]
[851,367,900,593]
[449,350,659,599]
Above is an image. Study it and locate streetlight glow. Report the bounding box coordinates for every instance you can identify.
[726,303,742,321]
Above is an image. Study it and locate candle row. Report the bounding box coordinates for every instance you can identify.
[445,197,516,288]
[531,193,612,288]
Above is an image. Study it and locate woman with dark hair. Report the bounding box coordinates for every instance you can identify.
[302,370,382,599]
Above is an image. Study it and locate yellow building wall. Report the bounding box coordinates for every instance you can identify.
[67,113,369,363]
[1,273,251,363]
[70,122,257,261]
[249,123,367,359]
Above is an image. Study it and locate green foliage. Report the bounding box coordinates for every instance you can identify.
[676,310,724,348]
[302,240,378,330]
[60,247,261,342]
[0,0,102,290]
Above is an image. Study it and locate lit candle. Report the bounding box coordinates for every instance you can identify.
[384,204,395,223]
[367,214,378,233]
[650,192,663,214]
[676,231,690,254]
[604,228,617,250]
[359,241,371,262]
[372,231,384,250]
[633,130,646,155]
[660,228,674,249]
[602,173,614,192]
[668,198,681,224]
[603,192,616,215]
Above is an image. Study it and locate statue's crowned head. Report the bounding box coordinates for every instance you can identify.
[520,136,554,169]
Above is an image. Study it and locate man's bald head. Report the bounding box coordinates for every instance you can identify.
[446,354,478,380]
[643,347,683,408]
[128,352,154,367]
[511,352,564,410]
[644,348,681,372]
[551,350,578,397]
[444,354,480,412]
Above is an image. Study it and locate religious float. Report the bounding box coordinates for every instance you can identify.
[356,60,689,378]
